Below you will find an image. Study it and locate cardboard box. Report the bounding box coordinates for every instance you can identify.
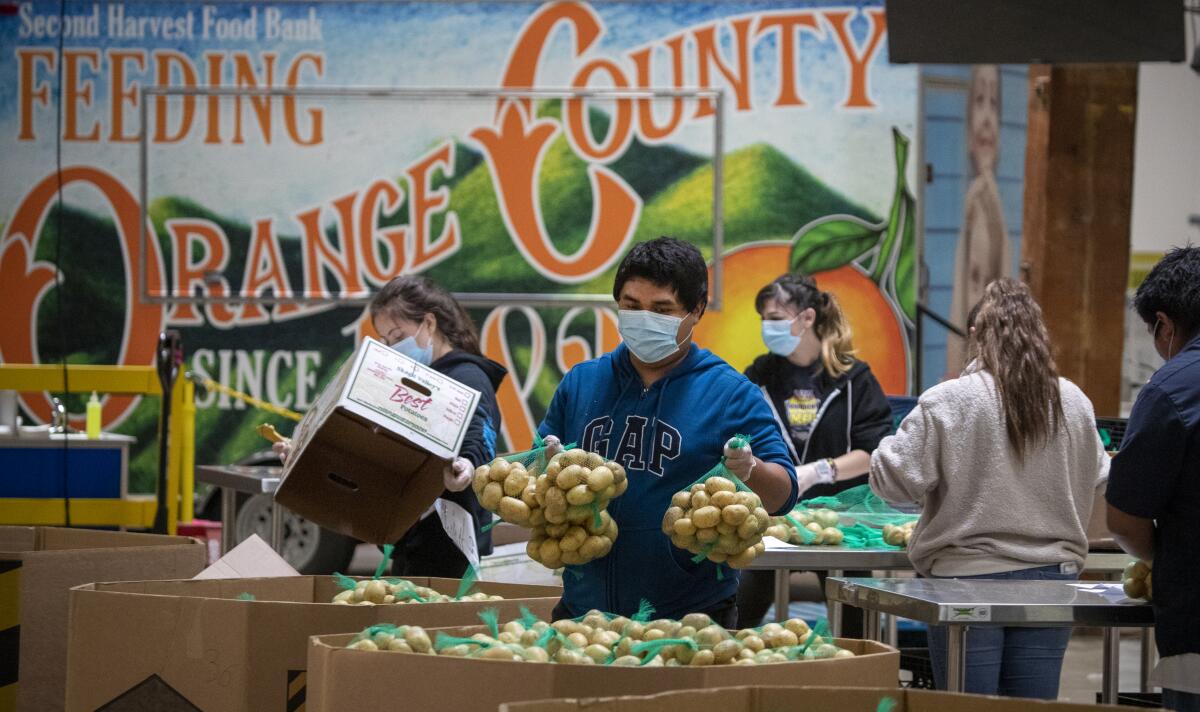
[275,337,482,545]
[499,686,1135,712]
[66,575,561,711]
[0,526,205,712]
[306,628,899,712]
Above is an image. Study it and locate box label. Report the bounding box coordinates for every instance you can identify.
[435,499,480,568]
[947,605,991,622]
[346,340,479,452]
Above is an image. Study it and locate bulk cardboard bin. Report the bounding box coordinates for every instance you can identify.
[0,526,205,712]
[306,627,899,712]
[65,575,561,711]
[275,337,481,544]
[499,686,1134,712]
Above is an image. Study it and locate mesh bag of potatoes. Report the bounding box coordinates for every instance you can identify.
[1122,559,1152,601]
[764,484,918,548]
[661,435,769,571]
[473,438,628,569]
[330,569,502,605]
[344,605,858,667]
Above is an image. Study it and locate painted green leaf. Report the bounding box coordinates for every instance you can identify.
[790,216,881,275]
[894,195,918,322]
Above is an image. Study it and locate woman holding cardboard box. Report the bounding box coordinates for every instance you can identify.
[276,275,507,577]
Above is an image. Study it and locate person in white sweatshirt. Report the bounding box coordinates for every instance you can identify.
[870,278,1109,699]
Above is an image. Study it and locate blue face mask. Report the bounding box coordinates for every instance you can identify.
[390,323,433,366]
[618,309,692,364]
[761,318,803,357]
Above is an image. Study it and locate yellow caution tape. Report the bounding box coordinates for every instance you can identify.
[188,373,304,422]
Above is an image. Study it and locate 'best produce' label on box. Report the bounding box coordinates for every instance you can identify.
[347,340,479,452]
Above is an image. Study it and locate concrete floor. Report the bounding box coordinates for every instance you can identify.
[353,544,1158,705]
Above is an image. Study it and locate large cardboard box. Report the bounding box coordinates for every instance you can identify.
[0,526,205,712]
[306,627,899,712]
[499,686,1135,712]
[275,337,482,545]
[66,575,561,711]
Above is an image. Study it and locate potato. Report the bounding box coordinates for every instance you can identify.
[524,647,551,663]
[814,508,840,528]
[662,506,685,533]
[566,484,595,506]
[349,638,379,651]
[716,522,736,536]
[612,655,641,666]
[737,517,761,540]
[822,527,844,546]
[615,479,628,496]
[696,527,720,544]
[472,469,489,496]
[727,547,758,569]
[713,639,741,663]
[546,522,570,538]
[499,497,531,524]
[584,643,610,663]
[502,471,527,497]
[405,628,432,653]
[834,648,856,659]
[481,482,504,511]
[587,466,614,492]
[689,649,715,666]
[562,448,591,466]
[579,535,610,560]
[568,632,590,649]
[557,465,586,490]
[673,517,697,536]
[692,506,721,529]
[671,491,692,509]
[710,491,736,508]
[721,504,750,526]
[784,618,810,638]
[742,634,765,652]
[696,624,727,647]
[539,538,561,563]
[691,490,711,509]
[489,459,511,481]
[364,580,388,604]
[734,491,759,508]
[705,476,736,494]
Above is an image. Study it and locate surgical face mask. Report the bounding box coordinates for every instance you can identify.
[1154,318,1177,361]
[761,317,803,357]
[618,309,691,364]
[390,322,433,366]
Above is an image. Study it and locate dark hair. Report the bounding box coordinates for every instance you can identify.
[754,273,856,378]
[612,237,708,313]
[369,275,481,355]
[1134,246,1200,341]
[968,278,1064,460]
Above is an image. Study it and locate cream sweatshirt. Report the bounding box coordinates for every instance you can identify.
[870,370,1110,577]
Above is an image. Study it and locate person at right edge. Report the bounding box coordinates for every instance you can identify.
[1106,247,1200,712]
[735,273,893,632]
[870,278,1109,699]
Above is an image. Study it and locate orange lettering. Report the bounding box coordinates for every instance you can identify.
[482,307,545,451]
[556,307,621,373]
[240,217,300,322]
[63,50,101,141]
[108,50,146,143]
[204,52,224,144]
[693,19,754,118]
[566,59,633,162]
[629,36,686,142]
[406,142,460,270]
[285,52,324,146]
[17,48,54,141]
[166,219,238,328]
[297,192,366,299]
[357,179,408,285]
[471,102,638,283]
[756,13,821,107]
[499,2,603,116]
[825,8,887,109]
[153,50,197,143]
[232,51,276,145]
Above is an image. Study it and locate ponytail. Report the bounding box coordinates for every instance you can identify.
[755,273,857,380]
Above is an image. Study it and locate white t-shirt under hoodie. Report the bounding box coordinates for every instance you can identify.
[870,368,1110,578]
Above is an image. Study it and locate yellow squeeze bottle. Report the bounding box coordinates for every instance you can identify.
[86,392,101,439]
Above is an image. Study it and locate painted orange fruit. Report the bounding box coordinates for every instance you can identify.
[693,242,909,394]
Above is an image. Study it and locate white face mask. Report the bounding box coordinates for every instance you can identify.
[618,309,692,364]
[390,322,433,366]
[761,316,804,357]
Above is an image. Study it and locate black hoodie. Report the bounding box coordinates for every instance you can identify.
[744,355,892,498]
[422,350,507,556]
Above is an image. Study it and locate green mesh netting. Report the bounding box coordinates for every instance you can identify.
[799,484,917,529]
[681,434,758,578]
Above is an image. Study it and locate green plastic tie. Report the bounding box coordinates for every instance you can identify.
[374,544,394,579]
[478,608,500,639]
[235,592,255,601]
[519,606,540,629]
[691,542,716,565]
[333,572,358,591]
[631,637,697,666]
[632,599,656,623]
[434,633,491,651]
[802,618,832,653]
[877,698,898,712]
[454,564,480,599]
[480,519,498,532]
[591,501,603,529]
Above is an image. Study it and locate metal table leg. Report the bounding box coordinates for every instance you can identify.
[884,613,898,647]
[270,499,285,553]
[1140,627,1155,693]
[828,569,843,636]
[1102,627,1120,705]
[220,487,237,554]
[863,607,881,641]
[946,625,967,693]
[774,569,790,623]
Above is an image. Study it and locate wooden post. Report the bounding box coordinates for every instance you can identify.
[1021,65,1137,416]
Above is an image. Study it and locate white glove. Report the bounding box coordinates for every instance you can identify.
[272,439,293,465]
[542,434,565,458]
[723,437,756,481]
[795,461,835,497]
[443,457,472,492]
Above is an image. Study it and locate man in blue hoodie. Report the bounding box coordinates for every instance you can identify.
[540,237,819,624]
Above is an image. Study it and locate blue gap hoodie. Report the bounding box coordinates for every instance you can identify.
[539,343,798,619]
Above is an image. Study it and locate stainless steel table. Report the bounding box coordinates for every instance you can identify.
[195,465,285,554]
[743,537,913,640]
[828,577,1154,704]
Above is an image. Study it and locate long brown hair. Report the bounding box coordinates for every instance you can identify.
[967,278,1064,459]
[755,273,857,379]
[369,275,482,355]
